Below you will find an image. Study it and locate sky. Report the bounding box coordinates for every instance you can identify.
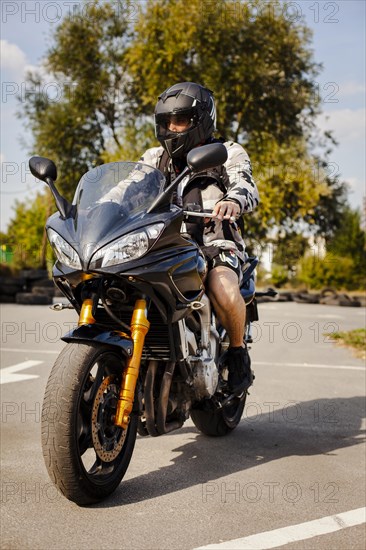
[1,0,365,232]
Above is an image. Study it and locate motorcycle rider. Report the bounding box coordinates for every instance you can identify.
[140,82,259,395]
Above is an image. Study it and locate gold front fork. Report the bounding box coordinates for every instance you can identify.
[78,298,95,326]
[78,274,96,326]
[115,299,150,429]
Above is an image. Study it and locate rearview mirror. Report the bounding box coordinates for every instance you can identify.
[187,143,228,172]
[29,156,73,219]
[147,143,229,214]
[29,156,57,183]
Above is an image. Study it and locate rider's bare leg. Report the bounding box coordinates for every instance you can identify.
[207,265,253,393]
[206,265,246,347]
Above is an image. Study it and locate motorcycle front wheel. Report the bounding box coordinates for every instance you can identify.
[41,343,137,505]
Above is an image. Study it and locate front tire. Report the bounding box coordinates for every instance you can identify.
[41,343,137,505]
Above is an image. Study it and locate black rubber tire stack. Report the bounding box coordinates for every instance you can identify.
[0,269,56,305]
[0,276,26,303]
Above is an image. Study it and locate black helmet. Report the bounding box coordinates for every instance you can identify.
[154,82,216,158]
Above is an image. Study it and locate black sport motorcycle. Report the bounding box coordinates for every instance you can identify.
[30,143,263,505]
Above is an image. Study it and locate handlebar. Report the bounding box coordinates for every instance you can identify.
[183,210,239,228]
[183,211,215,218]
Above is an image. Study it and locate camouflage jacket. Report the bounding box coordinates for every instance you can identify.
[140,141,259,262]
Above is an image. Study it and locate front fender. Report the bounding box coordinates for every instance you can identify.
[62,325,133,357]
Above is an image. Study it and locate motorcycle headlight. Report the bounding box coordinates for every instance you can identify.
[47,228,81,270]
[90,223,164,269]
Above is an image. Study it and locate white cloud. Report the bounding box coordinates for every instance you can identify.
[343,177,365,205]
[317,108,366,142]
[345,177,362,189]
[1,39,42,80]
[1,40,27,74]
[340,81,366,96]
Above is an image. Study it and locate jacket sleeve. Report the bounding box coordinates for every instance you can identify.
[223,142,259,214]
[139,147,163,168]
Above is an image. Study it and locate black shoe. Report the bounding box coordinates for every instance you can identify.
[220,346,254,395]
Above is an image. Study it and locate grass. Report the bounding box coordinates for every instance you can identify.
[326,329,366,359]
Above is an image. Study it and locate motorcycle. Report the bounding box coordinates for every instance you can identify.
[30,143,264,505]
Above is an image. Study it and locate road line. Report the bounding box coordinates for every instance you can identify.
[1,347,59,355]
[0,360,43,384]
[255,361,365,371]
[194,507,366,549]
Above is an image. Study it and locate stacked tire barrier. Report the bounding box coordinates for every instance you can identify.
[256,287,364,307]
[1,274,364,307]
[0,269,61,305]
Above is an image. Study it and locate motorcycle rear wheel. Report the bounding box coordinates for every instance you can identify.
[190,393,246,436]
[41,343,137,505]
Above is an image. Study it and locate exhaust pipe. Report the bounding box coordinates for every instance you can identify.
[156,361,184,435]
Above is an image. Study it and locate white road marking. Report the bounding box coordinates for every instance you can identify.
[194,507,366,549]
[1,348,59,355]
[0,361,43,384]
[255,361,365,371]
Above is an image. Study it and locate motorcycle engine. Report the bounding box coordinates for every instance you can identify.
[190,353,219,400]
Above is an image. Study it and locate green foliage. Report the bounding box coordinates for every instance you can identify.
[102,119,155,162]
[267,231,309,286]
[5,192,54,269]
[298,253,355,289]
[12,0,349,261]
[297,206,366,290]
[126,0,320,143]
[18,0,130,200]
[254,261,271,287]
[246,137,336,238]
[272,231,308,270]
[327,207,366,270]
[270,264,289,287]
[126,0,347,238]
[326,329,366,358]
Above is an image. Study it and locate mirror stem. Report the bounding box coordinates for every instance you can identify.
[46,177,70,219]
[147,166,191,213]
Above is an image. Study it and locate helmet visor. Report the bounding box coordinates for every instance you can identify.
[155,108,198,138]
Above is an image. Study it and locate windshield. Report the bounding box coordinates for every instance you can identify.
[73,162,165,215]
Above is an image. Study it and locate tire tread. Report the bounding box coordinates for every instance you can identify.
[41,343,137,505]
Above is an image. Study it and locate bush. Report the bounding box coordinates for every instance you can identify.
[297,253,363,290]
[270,264,289,287]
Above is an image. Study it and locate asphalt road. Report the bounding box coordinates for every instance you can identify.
[1,302,365,550]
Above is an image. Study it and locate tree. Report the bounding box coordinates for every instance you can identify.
[298,207,366,290]
[273,229,308,265]
[126,0,320,143]
[13,0,348,266]
[18,0,130,199]
[6,192,53,269]
[125,0,347,239]
[328,207,366,269]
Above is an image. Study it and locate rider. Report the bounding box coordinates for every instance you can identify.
[140,82,260,396]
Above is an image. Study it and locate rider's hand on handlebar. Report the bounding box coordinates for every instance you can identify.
[212,200,241,223]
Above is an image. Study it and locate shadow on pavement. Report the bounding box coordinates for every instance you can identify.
[93,395,365,508]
